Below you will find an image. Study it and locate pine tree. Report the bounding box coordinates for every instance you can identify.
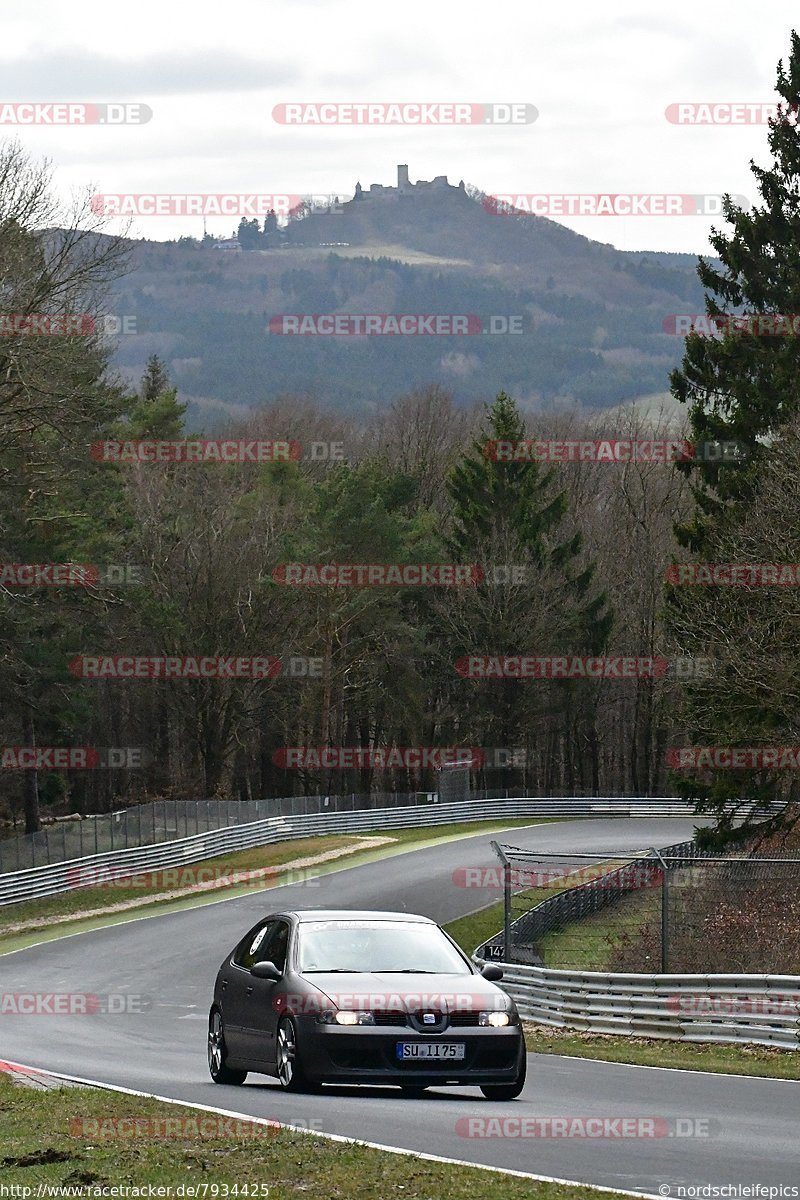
[140,355,171,402]
[444,393,611,789]
[446,392,610,647]
[671,31,800,551]
[667,32,800,835]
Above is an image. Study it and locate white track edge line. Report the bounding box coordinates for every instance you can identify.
[0,1057,661,1200]
[534,1050,800,1084]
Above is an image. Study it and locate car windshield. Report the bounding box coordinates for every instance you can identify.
[297,920,469,974]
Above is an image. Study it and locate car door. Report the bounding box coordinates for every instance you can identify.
[223,919,274,1058]
[238,919,290,1066]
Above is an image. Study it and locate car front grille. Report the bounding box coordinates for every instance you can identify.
[372,1010,482,1028]
[373,1010,409,1026]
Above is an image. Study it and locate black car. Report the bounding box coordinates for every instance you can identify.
[208,909,526,1099]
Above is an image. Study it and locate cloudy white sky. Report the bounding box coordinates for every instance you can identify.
[3,0,798,253]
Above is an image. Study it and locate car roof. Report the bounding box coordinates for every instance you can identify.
[278,909,435,924]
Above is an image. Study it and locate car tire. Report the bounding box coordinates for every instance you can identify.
[276,1016,318,1092]
[480,1043,527,1101]
[208,1008,247,1085]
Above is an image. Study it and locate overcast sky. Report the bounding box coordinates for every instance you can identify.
[3,0,799,253]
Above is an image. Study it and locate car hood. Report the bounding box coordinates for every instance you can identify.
[305,971,506,1012]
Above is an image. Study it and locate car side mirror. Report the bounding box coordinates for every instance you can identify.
[251,960,282,982]
[480,963,503,981]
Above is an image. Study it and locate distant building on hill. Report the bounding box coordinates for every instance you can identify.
[353,164,466,200]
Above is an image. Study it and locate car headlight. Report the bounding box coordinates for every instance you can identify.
[316,1009,376,1026]
[335,1010,375,1025]
[479,1010,510,1027]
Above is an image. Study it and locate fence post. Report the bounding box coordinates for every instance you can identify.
[650,848,669,974]
[504,861,512,961]
[490,840,511,962]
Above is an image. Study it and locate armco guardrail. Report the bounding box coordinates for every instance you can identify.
[0,795,704,907]
[485,961,800,1049]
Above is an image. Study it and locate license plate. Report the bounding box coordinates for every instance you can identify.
[396,1042,465,1061]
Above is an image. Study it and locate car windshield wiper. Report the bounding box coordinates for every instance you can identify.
[303,968,453,974]
[375,969,453,974]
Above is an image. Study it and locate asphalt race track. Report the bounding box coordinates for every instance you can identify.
[1,819,797,1196]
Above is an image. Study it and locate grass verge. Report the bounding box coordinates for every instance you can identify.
[443,859,623,960]
[524,1025,800,1080]
[445,888,549,957]
[534,874,660,970]
[0,1072,627,1198]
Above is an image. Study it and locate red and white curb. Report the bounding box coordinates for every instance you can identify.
[0,1059,80,1090]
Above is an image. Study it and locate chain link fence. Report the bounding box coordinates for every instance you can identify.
[479,840,800,975]
[0,792,439,873]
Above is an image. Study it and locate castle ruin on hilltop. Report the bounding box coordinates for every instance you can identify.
[354,164,466,199]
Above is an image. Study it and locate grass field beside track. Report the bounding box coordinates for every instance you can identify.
[0,1072,628,1199]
